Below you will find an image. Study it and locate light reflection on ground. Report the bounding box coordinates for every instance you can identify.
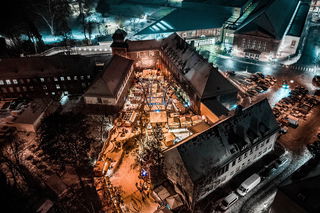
[269,87,291,107]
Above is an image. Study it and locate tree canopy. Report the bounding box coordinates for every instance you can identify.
[38,112,95,167]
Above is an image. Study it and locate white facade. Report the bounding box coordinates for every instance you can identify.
[276,35,300,58]
[197,132,278,201]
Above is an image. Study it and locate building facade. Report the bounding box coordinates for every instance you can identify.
[0,55,109,98]
[83,54,135,112]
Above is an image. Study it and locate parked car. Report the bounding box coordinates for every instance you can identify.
[236,174,261,196]
[219,192,239,211]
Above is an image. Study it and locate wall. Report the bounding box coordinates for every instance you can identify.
[276,35,300,58]
[200,103,220,124]
[164,148,195,208]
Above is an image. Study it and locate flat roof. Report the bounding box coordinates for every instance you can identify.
[287,3,310,37]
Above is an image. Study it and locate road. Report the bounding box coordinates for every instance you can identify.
[240,149,313,213]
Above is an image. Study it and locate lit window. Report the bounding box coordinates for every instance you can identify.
[40,78,45,82]
[52,92,55,95]
[56,84,60,89]
[60,77,65,81]
[6,80,11,85]
[0,80,4,85]
[87,75,90,79]
[67,76,71,81]
[80,76,84,80]
[54,77,58,81]
[74,76,78,80]
[13,79,18,84]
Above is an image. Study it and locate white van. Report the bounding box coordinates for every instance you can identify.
[219,192,239,210]
[236,173,261,196]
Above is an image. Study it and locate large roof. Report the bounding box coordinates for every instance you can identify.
[0,55,97,79]
[161,33,237,99]
[205,0,249,8]
[84,55,133,97]
[165,99,279,182]
[236,0,300,39]
[126,39,162,52]
[136,4,232,35]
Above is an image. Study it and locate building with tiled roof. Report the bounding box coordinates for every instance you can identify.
[84,55,134,111]
[0,55,111,98]
[111,31,238,119]
[163,98,280,208]
[231,0,310,60]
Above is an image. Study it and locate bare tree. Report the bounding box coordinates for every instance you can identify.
[32,0,70,35]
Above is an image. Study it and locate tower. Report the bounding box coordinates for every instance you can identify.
[110,29,128,57]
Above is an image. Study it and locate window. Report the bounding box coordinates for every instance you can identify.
[81,82,86,87]
[2,88,7,93]
[80,76,84,80]
[266,139,270,144]
[238,156,242,163]
[250,148,253,155]
[74,76,78,80]
[9,87,14,92]
[26,79,31,83]
[291,40,296,48]
[87,75,90,79]
[60,77,65,81]
[13,79,18,84]
[67,76,71,81]
[19,79,24,84]
[54,77,58,81]
[260,142,264,148]
[263,147,267,153]
[232,160,236,166]
[43,85,47,90]
[22,86,27,91]
[255,146,259,151]
[244,152,248,158]
[52,92,55,95]
[29,86,34,91]
[16,87,20,92]
[40,78,45,82]
[56,84,60,89]
[0,80,4,85]
[6,80,11,85]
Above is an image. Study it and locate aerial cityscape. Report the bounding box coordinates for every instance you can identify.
[1,0,320,213]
